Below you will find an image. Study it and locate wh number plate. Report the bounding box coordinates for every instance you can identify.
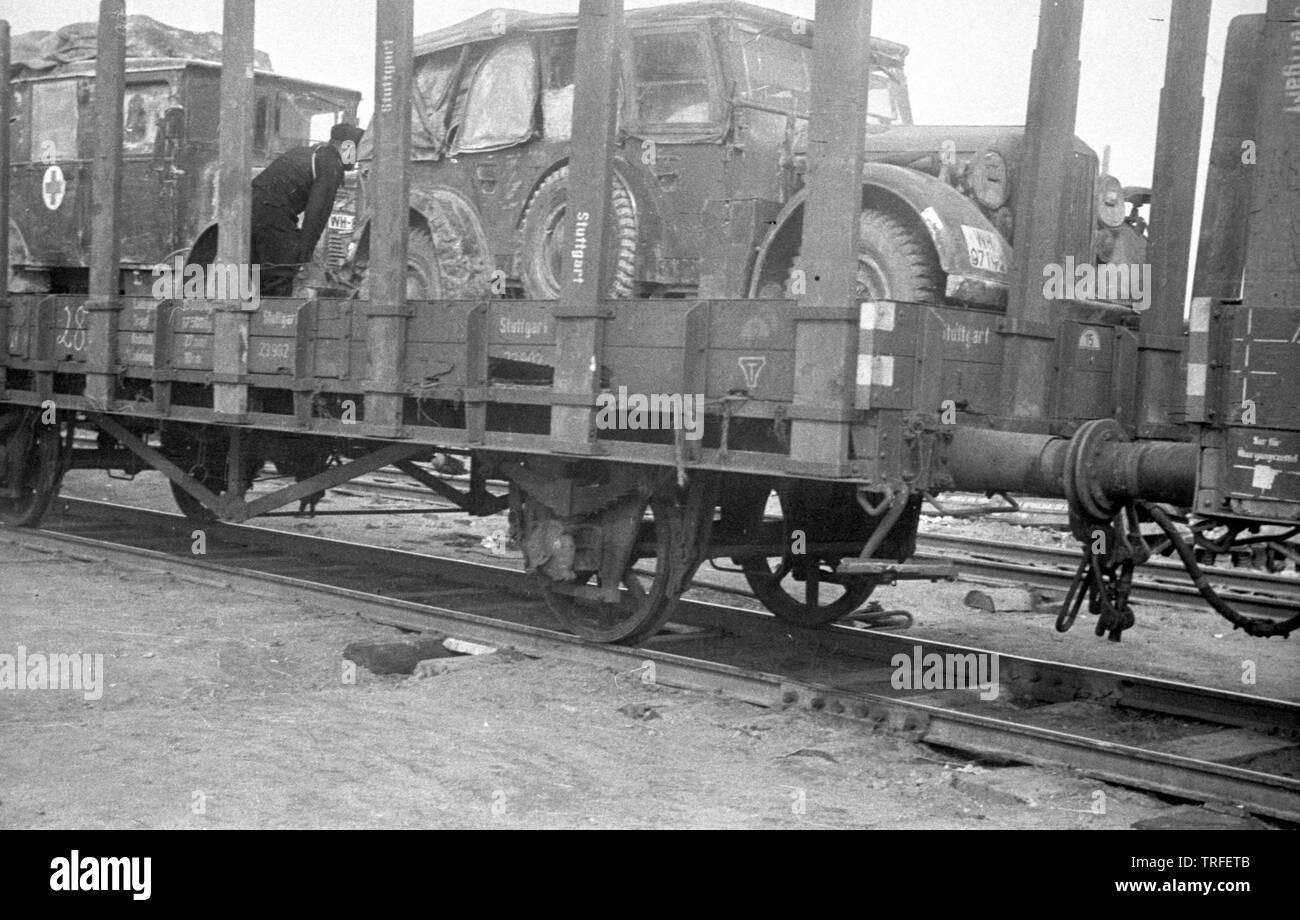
[961,225,1007,274]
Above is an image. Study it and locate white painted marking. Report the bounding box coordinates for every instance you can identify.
[41,164,66,210]
[1189,297,1212,333]
[856,355,894,387]
[859,301,895,331]
[738,356,766,389]
[1251,465,1279,491]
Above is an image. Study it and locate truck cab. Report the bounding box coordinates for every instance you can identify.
[7,57,359,295]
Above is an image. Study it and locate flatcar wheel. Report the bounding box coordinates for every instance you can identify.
[0,411,66,528]
[543,495,679,645]
[743,556,878,627]
[730,485,879,627]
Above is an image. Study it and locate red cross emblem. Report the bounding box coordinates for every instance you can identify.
[42,165,66,210]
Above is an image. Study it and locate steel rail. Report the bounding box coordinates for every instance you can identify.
[916,532,1300,620]
[311,475,1300,619]
[8,496,1298,822]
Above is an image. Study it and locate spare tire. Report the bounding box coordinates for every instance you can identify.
[519,165,637,299]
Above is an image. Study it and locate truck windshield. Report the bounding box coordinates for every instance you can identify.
[634,30,716,125]
[737,33,905,125]
[275,89,349,150]
[122,83,171,155]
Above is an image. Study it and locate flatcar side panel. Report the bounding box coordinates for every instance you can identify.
[1053,321,1119,421]
[703,300,795,404]
[489,300,557,373]
[403,300,476,388]
[933,306,1002,421]
[604,300,693,398]
[1217,304,1300,522]
[247,300,304,377]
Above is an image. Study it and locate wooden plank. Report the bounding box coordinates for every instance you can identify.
[550,0,623,452]
[1191,15,1264,301]
[789,0,872,472]
[365,0,415,436]
[998,0,1083,421]
[1140,0,1209,434]
[0,20,8,396]
[1243,0,1300,305]
[85,0,126,406]
[212,0,256,418]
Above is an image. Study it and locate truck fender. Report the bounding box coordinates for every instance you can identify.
[6,222,51,293]
[751,163,1011,307]
[7,220,34,267]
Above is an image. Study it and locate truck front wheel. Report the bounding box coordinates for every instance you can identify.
[779,208,943,303]
[854,209,943,302]
[519,166,637,299]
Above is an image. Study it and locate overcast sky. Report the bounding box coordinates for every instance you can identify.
[1,0,1265,193]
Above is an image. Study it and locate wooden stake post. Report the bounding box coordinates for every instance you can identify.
[365,0,414,438]
[550,0,623,452]
[1140,0,1210,436]
[998,0,1083,424]
[0,20,10,398]
[787,0,872,474]
[212,0,256,420]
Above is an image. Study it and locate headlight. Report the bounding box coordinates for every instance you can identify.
[1096,174,1125,228]
[968,149,1010,210]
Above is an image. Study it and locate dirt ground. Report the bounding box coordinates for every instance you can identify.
[0,469,1293,829]
[54,468,1299,701]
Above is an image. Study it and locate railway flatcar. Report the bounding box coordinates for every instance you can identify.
[1,0,1295,647]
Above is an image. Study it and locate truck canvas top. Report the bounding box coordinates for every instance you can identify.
[9,13,275,75]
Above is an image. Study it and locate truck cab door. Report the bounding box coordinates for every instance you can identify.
[119,82,181,278]
[21,78,89,275]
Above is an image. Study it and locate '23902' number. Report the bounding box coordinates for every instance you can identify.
[257,342,292,360]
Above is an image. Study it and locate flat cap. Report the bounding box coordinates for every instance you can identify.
[330,123,365,144]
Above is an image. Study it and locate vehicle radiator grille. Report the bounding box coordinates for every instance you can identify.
[1061,150,1099,265]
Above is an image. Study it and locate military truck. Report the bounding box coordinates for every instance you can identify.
[6,18,360,296]
[342,2,1135,309]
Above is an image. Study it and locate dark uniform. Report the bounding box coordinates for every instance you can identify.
[250,124,362,296]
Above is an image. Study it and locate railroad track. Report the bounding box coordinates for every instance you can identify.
[10,495,1299,824]
[336,471,1300,621]
[915,532,1300,620]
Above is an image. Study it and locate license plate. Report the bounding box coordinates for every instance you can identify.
[961,225,1008,274]
[328,213,354,233]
